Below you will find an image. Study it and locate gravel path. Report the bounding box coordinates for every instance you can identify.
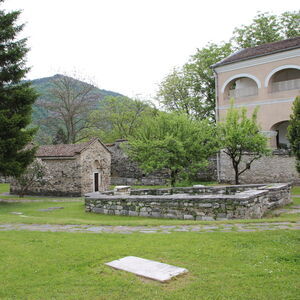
[0,222,299,234]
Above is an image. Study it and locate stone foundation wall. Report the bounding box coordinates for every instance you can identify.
[0,176,10,183]
[85,183,291,220]
[219,150,300,184]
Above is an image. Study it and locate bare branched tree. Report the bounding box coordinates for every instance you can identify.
[38,73,100,144]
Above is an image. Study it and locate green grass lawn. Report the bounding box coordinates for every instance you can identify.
[1,183,299,299]
[0,183,9,194]
[0,230,299,300]
[0,184,299,226]
[0,198,299,226]
[292,186,300,195]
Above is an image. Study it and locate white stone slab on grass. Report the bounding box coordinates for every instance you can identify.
[105,256,188,282]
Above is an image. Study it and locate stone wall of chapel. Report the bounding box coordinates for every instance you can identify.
[80,141,111,194]
[10,157,82,196]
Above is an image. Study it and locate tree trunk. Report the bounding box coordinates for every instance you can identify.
[234,165,239,184]
[232,160,239,185]
[170,170,178,187]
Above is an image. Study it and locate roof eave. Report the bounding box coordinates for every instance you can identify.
[212,45,300,69]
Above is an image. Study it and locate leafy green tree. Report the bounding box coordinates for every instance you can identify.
[281,11,300,38]
[158,68,194,117]
[158,43,232,121]
[219,102,270,184]
[126,112,220,186]
[288,96,300,173]
[184,42,232,120]
[86,96,156,142]
[232,11,300,48]
[0,1,37,177]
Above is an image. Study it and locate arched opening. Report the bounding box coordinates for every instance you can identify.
[93,160,102,192]
[224,77,258,100]
[93,160,101,170]
[270,121,290,149]
[268,67,300,93]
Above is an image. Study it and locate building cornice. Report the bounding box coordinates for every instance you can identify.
[218,97,295,110]
[214,48,300,74]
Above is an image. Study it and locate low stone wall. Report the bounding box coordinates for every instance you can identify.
[0,176,10,183]
[85,183,291,220]
[219,150,300,184]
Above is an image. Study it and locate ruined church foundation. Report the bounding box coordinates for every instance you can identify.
[85,183,291,220]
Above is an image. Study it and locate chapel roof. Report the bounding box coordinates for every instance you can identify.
[212,36,300,68]
[36,138,109,157]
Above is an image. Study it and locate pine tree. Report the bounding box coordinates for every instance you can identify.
[0,1,38,177]
[288,96,300,173]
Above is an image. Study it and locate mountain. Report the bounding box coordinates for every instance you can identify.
[30,74,124,100]
[28,74,125,144]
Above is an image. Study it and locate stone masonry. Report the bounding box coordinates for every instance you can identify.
[10,138,111,196]
[219,150,300,185]
[85,183,291,220]
[106,140,170,186]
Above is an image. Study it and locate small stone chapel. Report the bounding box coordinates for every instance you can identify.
[10,138,111,196]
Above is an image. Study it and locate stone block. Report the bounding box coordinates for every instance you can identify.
[198,203,212,208]
[217,213,227,218]
[140,212,150,217]
[129,211,138,216]
[201,216,215,221]
[165,214,178,219]
[105,256,188,282]
[151,212,161,218]
[93,208,104,214]
[183,215,194,220]
[114,185,131,195]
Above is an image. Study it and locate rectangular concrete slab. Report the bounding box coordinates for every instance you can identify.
[105,256,188,282]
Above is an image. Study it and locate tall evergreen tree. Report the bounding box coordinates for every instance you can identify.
[0,1,37,177]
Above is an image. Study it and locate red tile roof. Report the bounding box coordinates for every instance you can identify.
[213,36,300,68]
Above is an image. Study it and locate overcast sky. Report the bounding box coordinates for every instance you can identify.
[3,0,299,99]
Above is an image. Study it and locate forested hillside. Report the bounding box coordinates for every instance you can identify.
[31,74,123,123]
[29,74,124,144]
